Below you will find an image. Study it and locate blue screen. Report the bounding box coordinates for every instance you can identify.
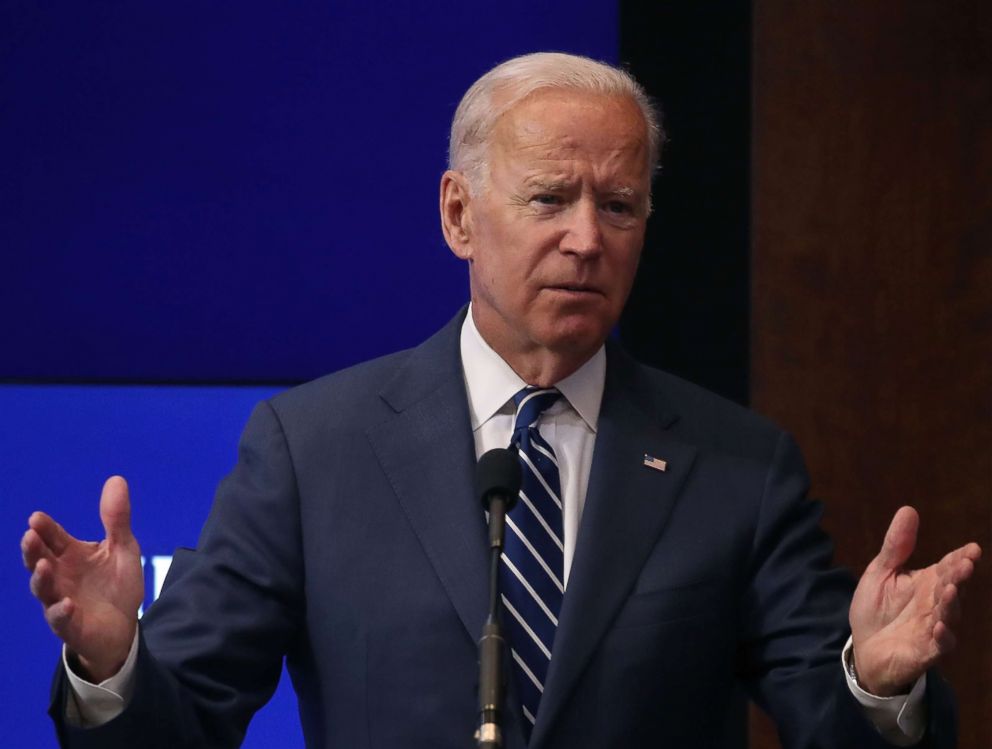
[1,385,303,747]
[2,1,618,382]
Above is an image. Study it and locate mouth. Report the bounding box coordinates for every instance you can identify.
[545,284,603,296]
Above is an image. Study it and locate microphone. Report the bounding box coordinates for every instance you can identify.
[474,448,521,749]
[476,447,521,548]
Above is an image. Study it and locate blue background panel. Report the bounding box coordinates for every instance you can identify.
[1,1,618,382]
[0,384,303,748]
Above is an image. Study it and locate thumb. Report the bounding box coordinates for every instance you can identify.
[873,505,919,572]
[99,475,135,547]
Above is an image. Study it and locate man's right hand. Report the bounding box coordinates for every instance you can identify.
[22,476,144,683]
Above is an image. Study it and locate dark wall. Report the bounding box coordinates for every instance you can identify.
[621,2,991,747]
[619,3,751,405]
[751,3,991,748]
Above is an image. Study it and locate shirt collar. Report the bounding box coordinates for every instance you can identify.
[459,305,605,433]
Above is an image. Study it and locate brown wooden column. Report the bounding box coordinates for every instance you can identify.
[751,2,991,747]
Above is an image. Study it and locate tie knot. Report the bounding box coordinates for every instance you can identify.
[512,387,560,436]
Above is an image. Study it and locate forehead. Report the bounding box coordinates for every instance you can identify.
[489,89,649,176]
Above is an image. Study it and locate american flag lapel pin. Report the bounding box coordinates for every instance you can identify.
[643,454,667,472]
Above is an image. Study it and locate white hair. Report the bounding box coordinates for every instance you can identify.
[448,52,664,192]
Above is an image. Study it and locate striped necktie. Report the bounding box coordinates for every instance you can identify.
[501,386,564,736]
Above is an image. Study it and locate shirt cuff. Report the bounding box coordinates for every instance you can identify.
[842,636,927,746]
[63,628,140,727]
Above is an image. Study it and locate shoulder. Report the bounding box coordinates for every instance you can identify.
[231,349,422,475]
[257,308,467,441]
[617,350,789,465]
[271,348,412,414]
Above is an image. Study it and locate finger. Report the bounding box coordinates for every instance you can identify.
[936,552,977,590]
[941,595,962,627]
[950,557,976,587]
[99,476,135,547]
[21,528,54,571]
[873,506,919,571]
[28,511,74,556]
[933,583,957,621]
[933,620,957,655]
[44,596,77,640]
[30,558,63,606]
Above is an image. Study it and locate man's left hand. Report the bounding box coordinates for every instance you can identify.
[849,506,981,696]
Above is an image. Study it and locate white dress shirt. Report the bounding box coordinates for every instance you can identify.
[460,307,604,588]
[65,306,925,744]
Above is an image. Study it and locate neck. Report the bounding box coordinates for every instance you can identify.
[500,349,589,388]
[470,308,600,388]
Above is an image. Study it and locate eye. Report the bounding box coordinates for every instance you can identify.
[531,194,561,206]
[603,200,633,215]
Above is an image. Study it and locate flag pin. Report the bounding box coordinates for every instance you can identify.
[643,454,667,472]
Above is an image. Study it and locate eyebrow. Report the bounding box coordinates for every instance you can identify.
[524,177,572,192]
[523,179,639,199]
[605,186,636,199]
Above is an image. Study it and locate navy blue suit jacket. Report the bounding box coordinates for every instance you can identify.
[51,310,956,748]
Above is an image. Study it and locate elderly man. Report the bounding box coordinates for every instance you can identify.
[24,52,980,749]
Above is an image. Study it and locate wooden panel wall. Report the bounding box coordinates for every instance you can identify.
[751,2,991,747]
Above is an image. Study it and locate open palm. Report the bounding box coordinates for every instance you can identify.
[849,506,981,696]
[22,476,144,682]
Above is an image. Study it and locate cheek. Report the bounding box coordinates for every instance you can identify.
[476,235,536,286]
[471,247,522,312]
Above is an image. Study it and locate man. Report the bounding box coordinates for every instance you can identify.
[23,52,980,748]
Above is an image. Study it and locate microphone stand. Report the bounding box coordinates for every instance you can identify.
[477,494,510,749]
[474,448,520,749]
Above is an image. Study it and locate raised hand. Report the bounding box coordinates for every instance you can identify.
[849,506,982,696]
[21,476,144,683]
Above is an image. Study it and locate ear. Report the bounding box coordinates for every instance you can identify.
[439,170,474,260]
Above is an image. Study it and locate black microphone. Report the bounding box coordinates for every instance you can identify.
[476,447,521,548]
[474,448,521,749]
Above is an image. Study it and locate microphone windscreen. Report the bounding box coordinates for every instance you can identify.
[475,447,521,511]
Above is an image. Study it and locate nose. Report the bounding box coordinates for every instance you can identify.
[560,199,603,257]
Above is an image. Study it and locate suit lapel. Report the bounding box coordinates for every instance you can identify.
[365,311,491,643]
[530,344,697,747]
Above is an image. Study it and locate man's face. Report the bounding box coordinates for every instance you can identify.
[454,89,650,369]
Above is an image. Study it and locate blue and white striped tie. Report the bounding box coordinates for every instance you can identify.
[501,386,564,736]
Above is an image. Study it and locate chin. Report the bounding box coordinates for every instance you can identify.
[540,319,610,355]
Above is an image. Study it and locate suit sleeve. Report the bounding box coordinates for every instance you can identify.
[49,400,305,749]
[740,431,956,749]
